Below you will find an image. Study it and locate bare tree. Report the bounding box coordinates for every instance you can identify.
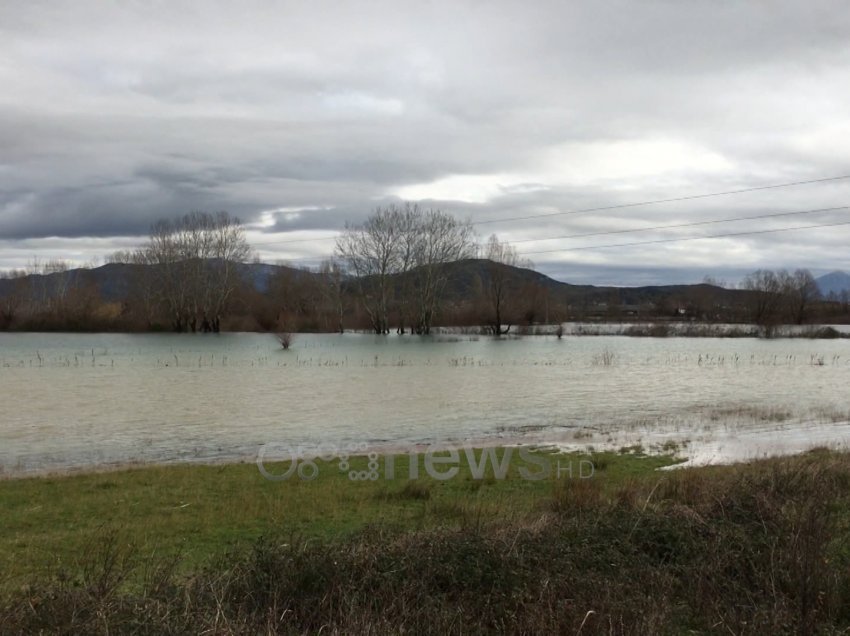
[269,264,323,331]
[276,315,294,349]
[147,221,191,331]
[0,269,27,329]
[205,212,252,331]
[335,206,406,334]
[393,204,421,334]
[482,234,532,335]
[741,268,821,330]
[2,258,107,328]
[25,258,73,315]
[410,209,476,334]
[144,211,251,332]
[336,204,475,335]
[787,269,820,325]
[741,269,788,336]
[106,248,160,327]
[318,258,347,333]
[104,250,135,265]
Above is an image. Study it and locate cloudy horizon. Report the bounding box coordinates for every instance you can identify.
[2,0,850,286]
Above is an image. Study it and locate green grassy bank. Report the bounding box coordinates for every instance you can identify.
[2,448,850,634]
[0,448,671,588]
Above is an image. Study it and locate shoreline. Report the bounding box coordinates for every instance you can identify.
[4,422,850,481]
[2,320,850,338]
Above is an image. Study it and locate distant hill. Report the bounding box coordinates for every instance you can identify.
[0,261,316,302]
[433,259,748,311]
[816,271,850,297]
[0,258,750,311]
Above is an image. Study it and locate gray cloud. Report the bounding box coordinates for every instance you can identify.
[2,0,850,284]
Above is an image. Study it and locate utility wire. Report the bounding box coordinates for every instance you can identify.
[475,174,850,226]
[253,203,850,254]
[508,205,849,245]
[517,218,850,256]
[250,174,850,248]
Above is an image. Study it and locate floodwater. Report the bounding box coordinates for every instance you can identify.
[1,331,849,475]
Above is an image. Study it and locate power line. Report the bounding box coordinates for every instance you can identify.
[517,218,850,256]
[251,202,850,256]
[474,174,850,226]
[250,174,850,248]
[508,205,850,245]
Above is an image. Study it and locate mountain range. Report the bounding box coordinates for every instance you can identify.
[0,259,747,308]
[2,261,848,307]
[815,271,850,297]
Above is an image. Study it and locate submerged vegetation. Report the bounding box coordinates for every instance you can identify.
[577,322,850,339]
[2,449,850,633]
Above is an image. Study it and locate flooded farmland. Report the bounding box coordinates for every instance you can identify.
[1,331,849,475]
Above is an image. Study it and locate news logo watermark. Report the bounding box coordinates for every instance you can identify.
[257,441,594,482]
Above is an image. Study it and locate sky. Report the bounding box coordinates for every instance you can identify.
[2,0,850,285]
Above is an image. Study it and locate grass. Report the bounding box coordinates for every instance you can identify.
[0,448,674,592]
[707,404,794,423]
[591,348,616,366]
[3,449,850,633]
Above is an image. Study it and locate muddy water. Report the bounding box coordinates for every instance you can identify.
[1,331,848,475]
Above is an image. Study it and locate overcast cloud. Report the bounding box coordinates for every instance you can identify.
[2,0,850,284]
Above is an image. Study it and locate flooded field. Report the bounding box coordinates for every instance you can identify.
[1,331,849,475]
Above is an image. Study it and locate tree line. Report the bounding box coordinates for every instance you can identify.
[2,207,850,333]
[266,204,539,336]
[0,207,537,334]
[0,258,102,330]
[740,269,822,333]
[335,203,477,334]
[126,211,250,332]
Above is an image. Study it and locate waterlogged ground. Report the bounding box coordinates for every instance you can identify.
[1,331,849,475]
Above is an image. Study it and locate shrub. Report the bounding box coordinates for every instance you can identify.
[277,332,293,349]
[4,452,850,634]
